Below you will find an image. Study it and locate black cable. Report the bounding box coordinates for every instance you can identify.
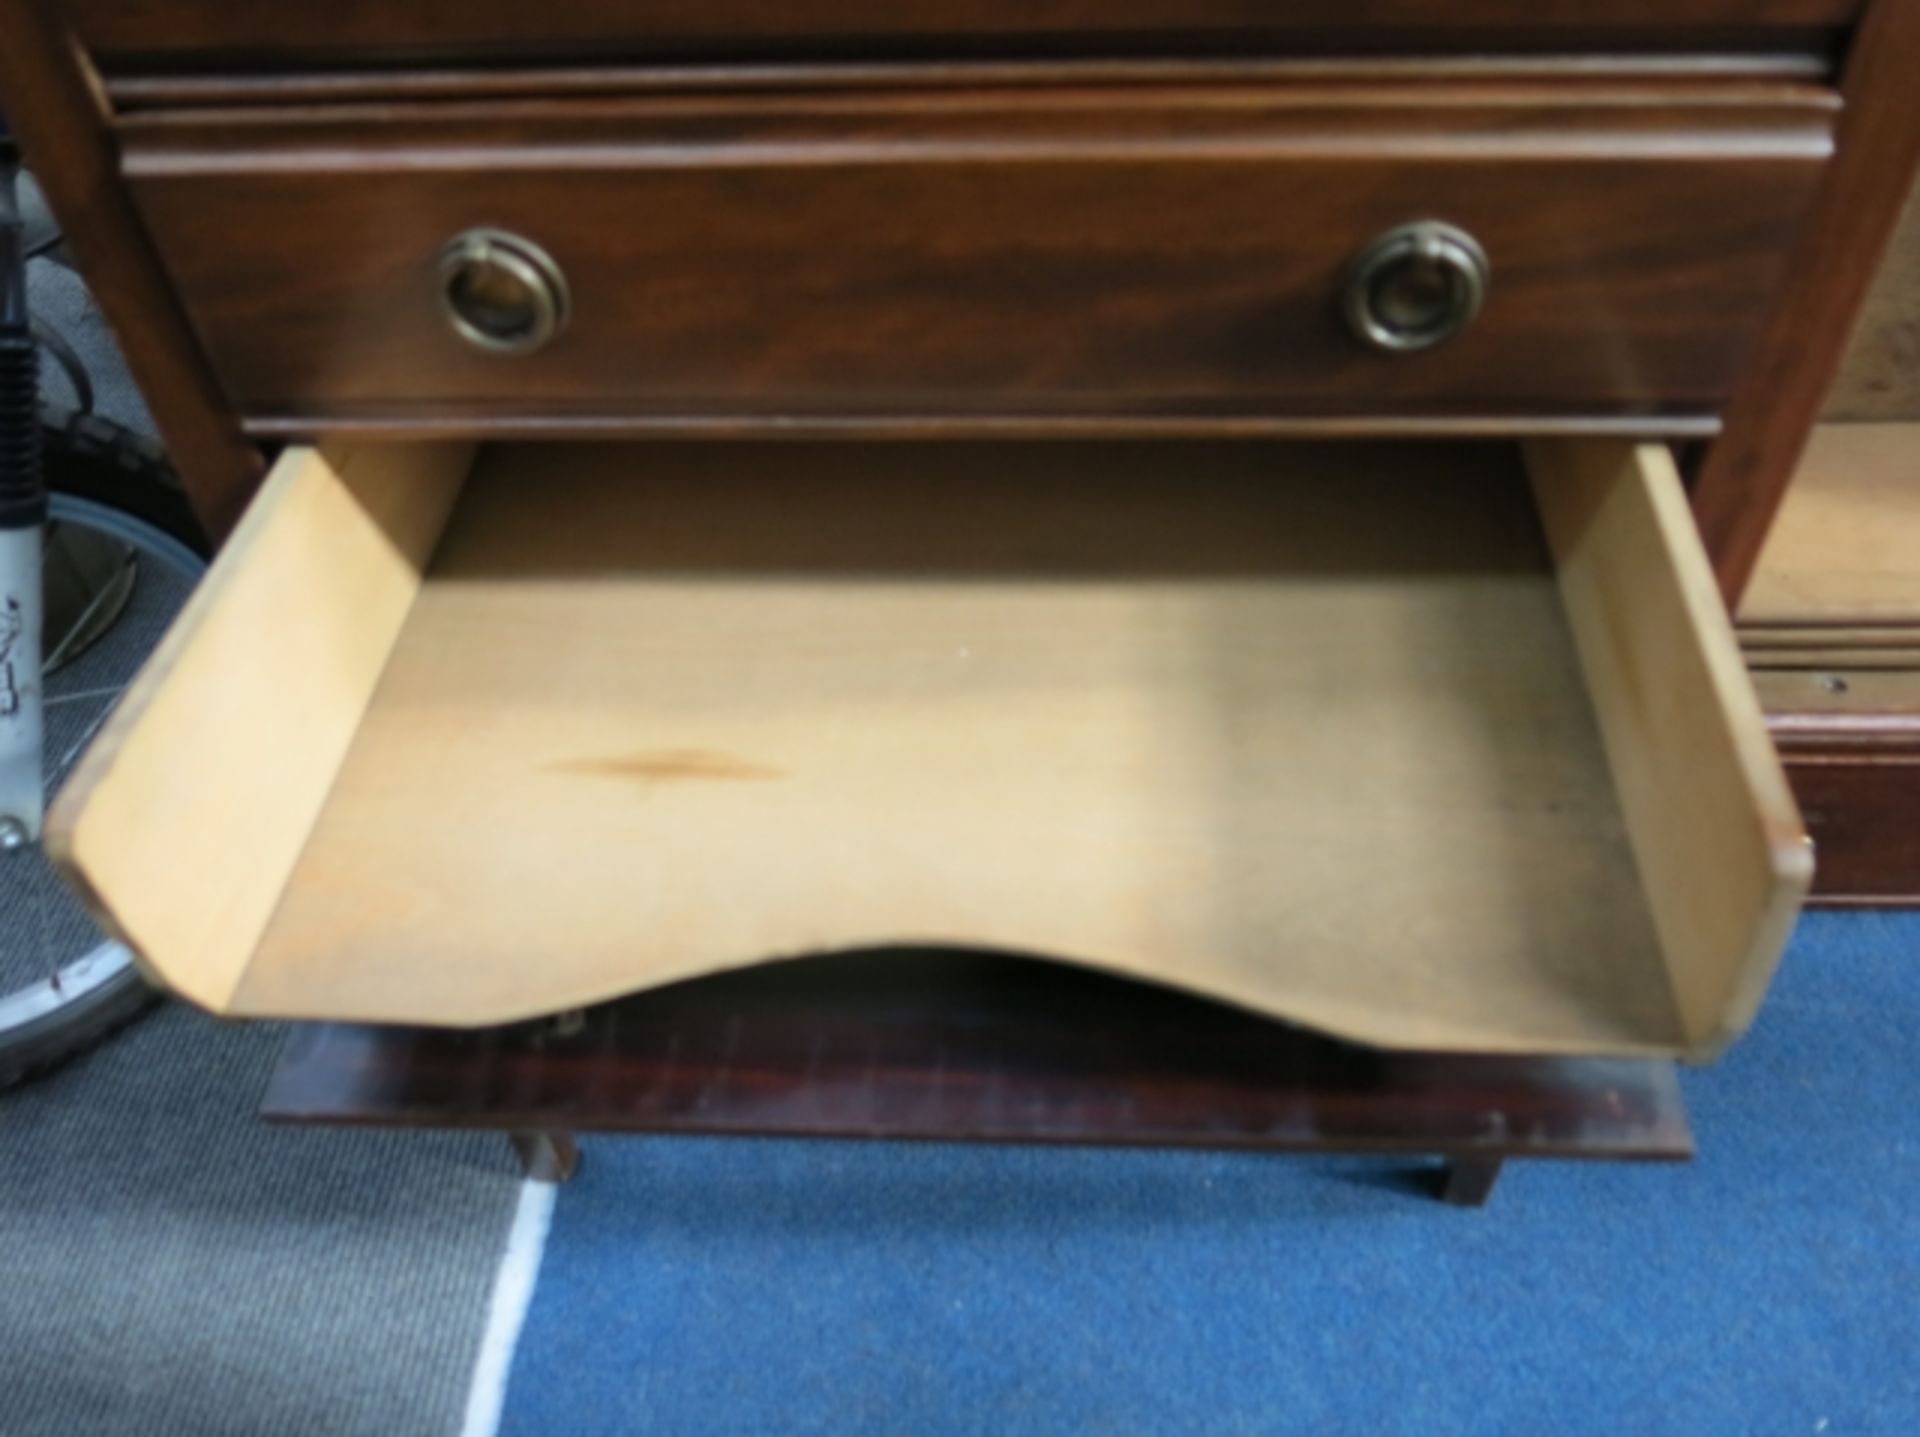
[0,148,48,528]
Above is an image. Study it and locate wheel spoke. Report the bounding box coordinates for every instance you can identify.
[0,488,207,1084]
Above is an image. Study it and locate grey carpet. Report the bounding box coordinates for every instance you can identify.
[2,175,525,1437]
[1,1005,523,1437]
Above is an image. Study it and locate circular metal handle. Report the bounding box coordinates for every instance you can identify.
[1343,221,1489,354]
[436,228,570,356]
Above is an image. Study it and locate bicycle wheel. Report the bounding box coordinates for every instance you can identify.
[0,415,208,1088]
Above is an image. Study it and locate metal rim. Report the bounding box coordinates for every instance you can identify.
[0,937,134,1032]
[1343,220,1490,354]
[435,227,570,357]
[0,491,204,1045]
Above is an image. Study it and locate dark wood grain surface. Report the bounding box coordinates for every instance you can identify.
[261,950,1694,1162]
[1758,666,1920,904]
[121,82,1831,431]
[0,0,262,536]
[66,0,1863,72]
[1778,757,1920,904]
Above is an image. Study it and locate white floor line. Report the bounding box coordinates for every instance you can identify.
[459,1177,559,1437]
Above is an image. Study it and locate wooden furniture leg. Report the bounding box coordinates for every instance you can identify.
[1439,1157,1504,1207]
[509,1130,579,1184]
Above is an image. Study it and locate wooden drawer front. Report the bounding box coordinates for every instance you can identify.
[50,439,1807,1058]
[121,85,1833,433]
[71,1,1863,71]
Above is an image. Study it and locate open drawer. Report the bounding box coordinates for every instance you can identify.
[48,439,1809,1057]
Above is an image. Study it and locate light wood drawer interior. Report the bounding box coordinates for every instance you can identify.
[50,439,1808,1057]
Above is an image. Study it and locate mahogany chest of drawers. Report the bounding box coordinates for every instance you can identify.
[4,0,1919,1054]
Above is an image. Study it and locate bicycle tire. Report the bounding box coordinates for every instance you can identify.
[36,406,207,550]
[0,410,209,1089]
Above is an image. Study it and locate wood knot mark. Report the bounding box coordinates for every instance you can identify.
[546,748,786,785]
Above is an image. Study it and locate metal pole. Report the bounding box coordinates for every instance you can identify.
[0,141,47,845]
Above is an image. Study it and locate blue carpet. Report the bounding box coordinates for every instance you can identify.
[499,913,1920,1437]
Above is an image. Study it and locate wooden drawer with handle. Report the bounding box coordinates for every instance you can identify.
[117,76,1834,435]
[49,438,1809,1057]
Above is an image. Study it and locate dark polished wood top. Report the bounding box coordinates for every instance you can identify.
[66,0,1862,72]
[263,950,1692,1161]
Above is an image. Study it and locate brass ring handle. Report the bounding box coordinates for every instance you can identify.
[436,228,570,357]
[1343,221,1489,354]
